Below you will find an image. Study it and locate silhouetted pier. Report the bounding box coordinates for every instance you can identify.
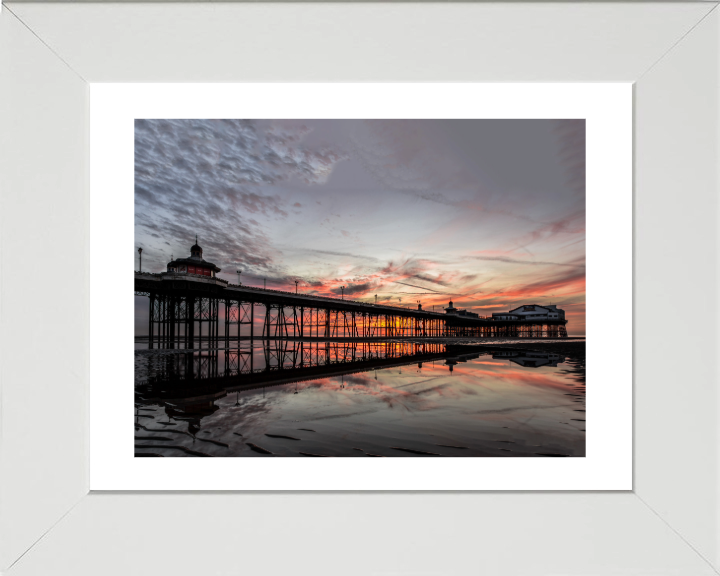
[135,271,568,349]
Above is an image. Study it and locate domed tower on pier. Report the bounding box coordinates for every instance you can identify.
[445,300,458,315]
[166,236,221,278]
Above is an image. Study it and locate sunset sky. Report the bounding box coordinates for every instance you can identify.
[134,119,586,335]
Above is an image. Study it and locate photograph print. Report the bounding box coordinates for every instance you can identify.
[134,119,586,458]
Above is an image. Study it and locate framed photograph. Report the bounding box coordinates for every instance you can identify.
[2,2,718,575]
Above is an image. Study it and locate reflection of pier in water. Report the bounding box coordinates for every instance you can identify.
[135,341,578,437]
[136,341,446,413]
[135,341,503,422]
[491,350,565,368]
[139,341,445,390]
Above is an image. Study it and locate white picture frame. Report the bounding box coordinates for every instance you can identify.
[1,2,718,574]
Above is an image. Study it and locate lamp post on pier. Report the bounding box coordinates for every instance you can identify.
[295,280,299,294]
[341,286,345,300]
[138,247,142,272]
[236,270,242,285]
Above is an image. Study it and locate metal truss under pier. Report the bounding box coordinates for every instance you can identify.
[135,272,568,349]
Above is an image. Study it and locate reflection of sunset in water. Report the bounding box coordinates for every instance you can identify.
[135,341,585,458]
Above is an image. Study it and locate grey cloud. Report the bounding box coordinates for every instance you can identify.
[471,255,585,268]
[411,273,449,287]
[304,248,379,262]
[350,120,475,193]
[334,282,374,296]
[134,120,348,275]
[553,120,586,197]
[349,119,583,228]
[393,281,443,294]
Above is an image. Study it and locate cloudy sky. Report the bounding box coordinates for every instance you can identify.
[135,119,585,335]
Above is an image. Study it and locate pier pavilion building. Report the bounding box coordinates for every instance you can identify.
[491,304,565,321]
[444,301,480,318]
[165,237,221,278]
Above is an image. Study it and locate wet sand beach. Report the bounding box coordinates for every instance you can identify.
[134,340,586,458]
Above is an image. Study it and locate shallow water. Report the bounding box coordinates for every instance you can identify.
[134,340,585,457]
